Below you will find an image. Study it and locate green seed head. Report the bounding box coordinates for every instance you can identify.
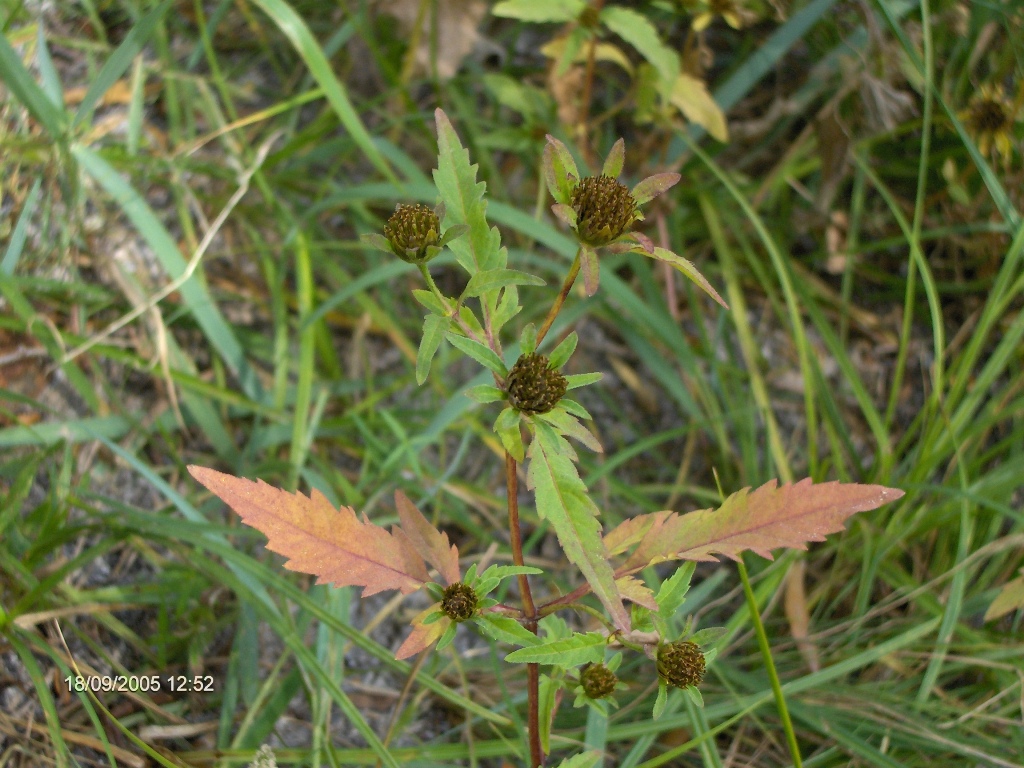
[505,353,568,415]
[580,662,618,699]
[384,204,441,263]
[570,174,637,247]
[657,641,706,689]
[440,582,478,623]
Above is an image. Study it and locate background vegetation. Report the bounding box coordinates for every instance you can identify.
[0,0,1021,765]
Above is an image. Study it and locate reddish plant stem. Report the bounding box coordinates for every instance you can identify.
[536,250,581,348]
[506,451,542,767]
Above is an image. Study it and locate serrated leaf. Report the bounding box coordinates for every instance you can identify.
[396,605,449,659]
[646,247,728,309]
[984,570,1024,621]
[656,562,695,622]
[476,614,540,647]
[538,674,562,755]
[417,314,451,384]
[505,631,606,665]
[604,510,673,557]
[616,574,657,610]
[189,466,427,596]
[395,491,461,586]
[548,331,578,370]
[624,479,905,572]
[464,384,506,403]
[492,0,583,22]
[464,268,546,298]
[433,109,504,274]
[563,374,602,394]
[527,422,630,631]
[537,408,602,453]
[445,332,508,376]
[552,752,602,768]
[600,6,679,97]
[670,73,728,142]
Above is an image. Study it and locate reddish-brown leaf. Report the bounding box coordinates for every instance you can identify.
[188,466,428,596]
[624,479,904,571]
[604,510,672,557]
[395,605,450,660]
[394,491,461,586]
[615,575,658,610]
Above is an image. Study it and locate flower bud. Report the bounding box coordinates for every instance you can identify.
[384,204,441,263]
[505,353,568,415]
[570,174,638,247]
[656,640,706,689]
[440,582,478,623]
[579,662,618,699]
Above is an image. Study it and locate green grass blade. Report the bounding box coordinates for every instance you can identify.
[0,30,66,136]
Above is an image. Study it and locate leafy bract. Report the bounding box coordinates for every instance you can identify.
[505,631,607,666]
[396,605,449,660]
[527,422,630,631]
[433,109,505,275]
[417,314,451,384]
[623,479,905,572]
[394,491,461,586]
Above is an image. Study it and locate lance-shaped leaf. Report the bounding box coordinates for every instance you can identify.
[417,314,451,384]
[394,491,461,586]
[624,479,904,572]
[527,421,631,632]
[463,268,545,297]
[505,631,607,666]
[604,510,673,557]
[396,605,450,660]
[189,466,427,596]
[643,246,728,309]
[433,109,505,274]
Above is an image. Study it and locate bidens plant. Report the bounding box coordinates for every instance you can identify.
[189,110,904,768]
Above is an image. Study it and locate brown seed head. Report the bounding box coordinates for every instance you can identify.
[570,175,637,247]
[440,582,478,623]
[967,98,1011,133]
[580,662,618,699]
[505,353,568,415]
[384,204,440,263]
[657,641,706,689]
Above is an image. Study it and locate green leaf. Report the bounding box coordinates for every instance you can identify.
[653,681,668,719]
[417,315,451,384]
[684,685,703,708]
[564,373,603,391]
[445,333,508,376]
[495,406,525,461]
[689,626,727,647]
[599,6,679,98]
[601,138,625,178]
[656,562,695,622]
[527,422,630,631]
[646,246,729,309]
[463,268,545,298]
[0,31,66,137]
[477,564,544,583]
[547,331,578,370]
[433,109,505,274]
[543,135,580,205]
[559,398,594,420]
[436,620,458,652]
[520,323,538,355]
[505,631,606,665]
[475,614,540,647]
[412,288,447,315]
[73,0,173,128]
[538,675,562,755]
[493,0,584,23]
[537,409,602,453]
[492,284,522,334]
[464,384,506,404]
